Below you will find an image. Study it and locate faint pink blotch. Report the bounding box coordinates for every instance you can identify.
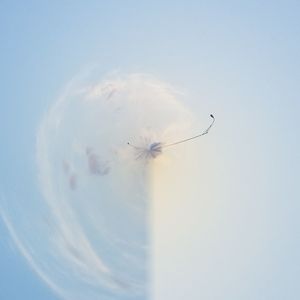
[86,148,110,176]
[69,174,77,190]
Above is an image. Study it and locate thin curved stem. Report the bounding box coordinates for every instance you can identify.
[163,114,215,148]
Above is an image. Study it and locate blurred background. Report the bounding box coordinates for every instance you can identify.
[0,1,299,299]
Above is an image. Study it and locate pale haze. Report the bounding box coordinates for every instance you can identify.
[0,1,299,300]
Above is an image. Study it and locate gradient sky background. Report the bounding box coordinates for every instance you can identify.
[0,1,299,300]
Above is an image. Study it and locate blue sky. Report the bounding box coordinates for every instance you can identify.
[0,1,299,299]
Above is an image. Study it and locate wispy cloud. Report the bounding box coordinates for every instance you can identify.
[1,72,194,299]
